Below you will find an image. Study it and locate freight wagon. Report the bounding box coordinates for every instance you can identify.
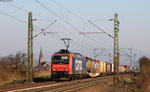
[85,57,100,77]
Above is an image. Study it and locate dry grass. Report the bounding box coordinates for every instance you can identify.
[72,75,140,92]
[72,80,113,92]
[0,59,51,84]
[0,61,14,82]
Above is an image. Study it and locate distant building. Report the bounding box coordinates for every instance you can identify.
[36,62,50,71]
[39,46,44,64]
[36,47,50,71]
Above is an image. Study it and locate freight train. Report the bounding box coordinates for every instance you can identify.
[51,49,131,80]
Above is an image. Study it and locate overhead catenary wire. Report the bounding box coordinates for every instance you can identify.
[78,30,112,49]
[94,33,113,50]
[5,1,96,52]
[35,0,80,32]
[51,0,113,50]
[50,0,113,44]
[50,0,96,35]
[5,2,58,32]
[45,33,93,52]
[51,0,113,39]
[87,20,114,50]
[42,20,57,31]
[35,0,109,48]
[33,20,57,38]
[51,0,113,49]
[51,0,86,21]
[51,0,70,13]
[5,0,113,54]
[35,0,101,48]
[0,10,42,31]
[6,3,28,12]
[56,22,96,48]
[42,27,94,52]
[88,20,114,39]
[51,0,92,34]
[87,17,114,50]
[120,49,131,57]
[1,1,116,62]
[0,10,26,24]
[50,27,94,51]
[6,2,54,22]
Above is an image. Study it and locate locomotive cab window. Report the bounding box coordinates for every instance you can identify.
[52,56,69,64]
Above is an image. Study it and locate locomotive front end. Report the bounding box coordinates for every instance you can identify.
[51,53,73,79]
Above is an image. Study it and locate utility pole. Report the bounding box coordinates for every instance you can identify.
[26,12,57,83]
[133,53,136,71]
[83,14,120,86]
[113,13,120,86]
[129,48,133,68]
[27,12,33,83]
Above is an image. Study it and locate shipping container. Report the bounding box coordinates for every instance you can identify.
[103,62,107,74]
[106,62,111,75]
[99,61,107,75]
[110,63,114,73]
[85,57,92,73]
[85,57,100,77]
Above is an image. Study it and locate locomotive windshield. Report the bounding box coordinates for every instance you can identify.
[52,56,69,64]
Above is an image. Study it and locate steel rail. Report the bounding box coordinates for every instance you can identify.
[43,77,112,92]
[4,76,112,92]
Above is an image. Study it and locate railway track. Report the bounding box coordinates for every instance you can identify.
[42,76,112,92]
[0,76,113,92]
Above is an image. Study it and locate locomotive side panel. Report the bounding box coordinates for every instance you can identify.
[73,57,86,75]
[72,54,87,78]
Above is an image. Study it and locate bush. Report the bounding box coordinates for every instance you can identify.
[0,59,13,82]
[138,56,150,92]
[0,51,29,83]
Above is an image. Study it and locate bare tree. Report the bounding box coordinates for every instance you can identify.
[7,51,27,80]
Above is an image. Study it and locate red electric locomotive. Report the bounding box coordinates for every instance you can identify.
[51,49,87,80]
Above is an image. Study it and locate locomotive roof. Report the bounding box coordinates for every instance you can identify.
[54,49,85,58]
[55,49,71,54]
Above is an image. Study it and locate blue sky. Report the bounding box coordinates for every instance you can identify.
[0,0,150,66]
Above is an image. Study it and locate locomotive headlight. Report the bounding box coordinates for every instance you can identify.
[53,69,56,71]
[65,69,69,71]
